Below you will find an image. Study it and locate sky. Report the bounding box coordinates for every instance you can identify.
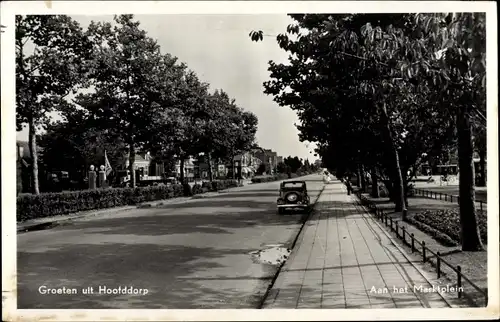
[15,14,318,161]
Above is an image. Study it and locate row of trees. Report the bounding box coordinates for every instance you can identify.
[250,13,486,251]
[254,156,319,175]
[276,156,316,174]
[17,15,258,193]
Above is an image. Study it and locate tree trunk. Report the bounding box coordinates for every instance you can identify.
[391,149,406,214]
[478,149,486,187]
[383,179,394,201]
[360,165,367,192]
[380,104,406,214]
[371,169,379,198]
[179,158,185,184]
[215,158,219,179]
[128,143,136,188]
[28,118,40,195]
[207,152,213,182]
[457,105,484,251]
[402,175,409,208]
[231,155,235,179]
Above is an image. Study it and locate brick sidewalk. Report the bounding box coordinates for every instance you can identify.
[263,181,467,309]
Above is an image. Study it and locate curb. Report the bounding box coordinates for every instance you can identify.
[17,185,246,233]
[257,183,327,309]
[351,194,471,308]
[17,221,59,233]
[16,206,137,233]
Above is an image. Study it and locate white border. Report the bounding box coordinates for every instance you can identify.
[1,1,498,321]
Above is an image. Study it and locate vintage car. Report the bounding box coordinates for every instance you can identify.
[277,180,311,214]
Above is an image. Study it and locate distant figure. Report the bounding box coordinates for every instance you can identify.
[98,165,106,188]
[345,177,352,195]
[88,165,97,190]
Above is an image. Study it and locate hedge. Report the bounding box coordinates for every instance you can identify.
[17,179,239,222]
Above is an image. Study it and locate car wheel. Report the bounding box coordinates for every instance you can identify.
[278,208,285,215]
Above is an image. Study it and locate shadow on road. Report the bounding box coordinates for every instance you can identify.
[18,243,270,309]
[52,204,310,236]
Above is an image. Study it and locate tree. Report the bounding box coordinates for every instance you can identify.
[361,12,485,250]
[284,156,303,173]
[276,161,287,174]
[16,15,91,194]
[198,90,257,181]
[419,13,486,251]
[79,14,166,188]
[39,105,128,181]
[251,14,413,212]
[168,70,211,183]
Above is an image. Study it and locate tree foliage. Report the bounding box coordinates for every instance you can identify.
[251,12,486,251]
[22,15,259,191]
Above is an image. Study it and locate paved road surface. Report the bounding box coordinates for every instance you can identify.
[17,175,325,309]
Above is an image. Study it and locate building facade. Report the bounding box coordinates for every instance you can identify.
[255,149,279,174]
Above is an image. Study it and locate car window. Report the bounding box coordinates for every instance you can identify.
[282,182,304,189]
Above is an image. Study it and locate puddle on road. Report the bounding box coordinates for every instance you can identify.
[249,244,291,266]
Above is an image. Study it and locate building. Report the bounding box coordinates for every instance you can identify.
[255,149,279,174]
[124,152,166,178]
[233,152,261,178]
[173,157,196,181]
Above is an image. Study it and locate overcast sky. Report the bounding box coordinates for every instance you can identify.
[16,14,318,161]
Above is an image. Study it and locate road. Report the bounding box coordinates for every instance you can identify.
[17,174,325,309]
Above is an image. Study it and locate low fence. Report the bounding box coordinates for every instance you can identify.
[355,191,488,306]
[413,188,486,213]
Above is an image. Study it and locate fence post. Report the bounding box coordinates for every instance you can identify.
[411,233,415,252]
[390,217,393,231]
[422,241,426,262]
[480,202,483,212]
[450,195,453,203]
[439,192,442,200]
[396,222,399,238]
[457,196,460,204]
[457,265,462,298]
[436,252,441,278]
[445,194,447,201]
[402,226,406,244]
